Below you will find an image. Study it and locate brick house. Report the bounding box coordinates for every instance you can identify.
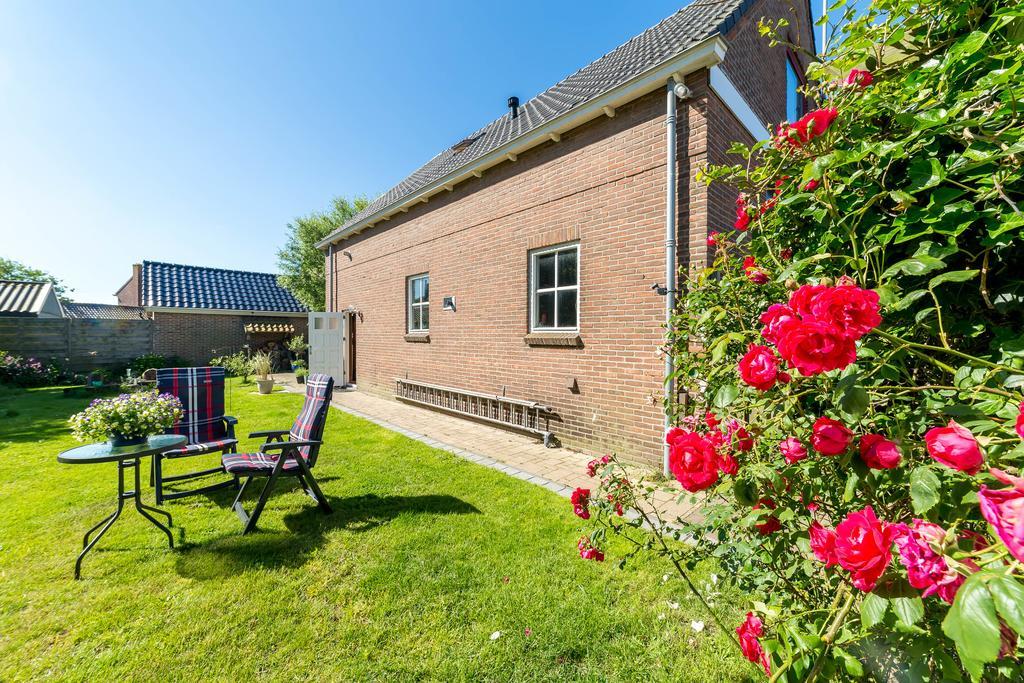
[115,261,308,365]
[317,0,815,468]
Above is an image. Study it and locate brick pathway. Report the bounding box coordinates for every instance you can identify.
[279,376,699,522]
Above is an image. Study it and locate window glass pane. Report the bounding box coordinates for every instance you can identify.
[410,306,421,331]
[536,292,555,328]
[536,253,556,289]
[786,60,800,122]
[557,249,577,286]
[557,290,577,329]
[420,305,429,330]
[421,277,429,303]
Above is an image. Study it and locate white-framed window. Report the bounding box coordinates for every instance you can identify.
[785,54,805,122]
[407,273,429,332]
[530,243,579,332]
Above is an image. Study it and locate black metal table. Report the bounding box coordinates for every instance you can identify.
[58,434,186,579]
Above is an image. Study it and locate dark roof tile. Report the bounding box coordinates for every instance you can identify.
[141,261,306,313]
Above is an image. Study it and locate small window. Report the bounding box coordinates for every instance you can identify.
[530,244,579,332]
[407,273,429,332]
[785,56,805,122]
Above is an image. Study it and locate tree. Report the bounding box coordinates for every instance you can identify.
[0,257,71,299]
[276,196,368,310]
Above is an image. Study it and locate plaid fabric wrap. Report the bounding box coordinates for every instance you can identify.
[156,367,229,445]
[288,373,334,460]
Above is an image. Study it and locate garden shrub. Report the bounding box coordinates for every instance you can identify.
[0,351,72,387]
[210,351,251,381]
[575,0,1024,679]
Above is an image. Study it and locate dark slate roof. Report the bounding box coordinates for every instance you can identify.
[0,280,52,316]
[140,261,306,312]
[63,302,147,320]
[323,0,751,245]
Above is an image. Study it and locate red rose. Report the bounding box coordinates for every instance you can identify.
[577,536,604,562]
[776,318,857,376]
[726,419,754,452]
[925,420,984,474]
[705,410,720,429]
[978,468,1024,563]
[570,487,591,519]
[807,285,881,340]
[802,179,819,191]
[835,506,900,592]
[736,612,771,676]
[811,416,853,455]
[794,107,839,143]
[738,344,782,392]
[1016,402,1024,440]
[809,521,839,566]
[788,284,828,317]
[706,231,721,248]
[734,194,751,231]
[859,434,902,470]
[719,453,739,476]
[780,247,793,260]
[743,256,769,284]
[667,430,720,492]
[779,437,807,464]
[845,69,873,87]
[759,304,797,345]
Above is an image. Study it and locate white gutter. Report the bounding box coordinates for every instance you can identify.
[144,307,305,318]
[317,35,728,249]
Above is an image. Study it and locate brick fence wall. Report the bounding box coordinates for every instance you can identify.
[151,312,308,365]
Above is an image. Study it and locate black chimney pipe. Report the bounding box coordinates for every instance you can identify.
[507,96,519,119]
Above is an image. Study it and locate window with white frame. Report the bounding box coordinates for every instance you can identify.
[785,55,806,123]
[530,243,578,331]
[407,273,429,332]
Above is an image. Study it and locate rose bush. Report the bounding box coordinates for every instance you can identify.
[573,0,1024,679]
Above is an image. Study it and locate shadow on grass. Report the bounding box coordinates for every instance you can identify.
[173,494,479,579]
[0,386,93,445]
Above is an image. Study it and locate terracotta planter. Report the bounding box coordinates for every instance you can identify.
[256,379,275,394]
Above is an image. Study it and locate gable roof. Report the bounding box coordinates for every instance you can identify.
[319,0,752,248]
[0,280,62,317]
[140,261,306,313]
[63,302,147,320]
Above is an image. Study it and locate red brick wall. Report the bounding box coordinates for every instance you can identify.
[152,312,308,365]
[116,264,141,307]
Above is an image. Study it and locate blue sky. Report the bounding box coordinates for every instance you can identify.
[0,1,826,304]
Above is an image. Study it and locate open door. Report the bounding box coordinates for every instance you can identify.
[308,312,347,387]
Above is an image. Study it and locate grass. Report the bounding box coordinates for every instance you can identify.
[0,380,749,681]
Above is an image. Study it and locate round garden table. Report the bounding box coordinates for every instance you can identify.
[58,434,186,579]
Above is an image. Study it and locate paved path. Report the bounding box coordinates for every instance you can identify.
[279,376,698,522]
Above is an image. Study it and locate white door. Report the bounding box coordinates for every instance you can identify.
[308,312,347,386]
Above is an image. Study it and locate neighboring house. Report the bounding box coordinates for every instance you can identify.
[0,280,64,318]
[62,302,147,320]
[317,0,816,467]
[115,261,308,364]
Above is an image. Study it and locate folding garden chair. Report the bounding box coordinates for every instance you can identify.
[222,373,334,534]
[152,367,239,504]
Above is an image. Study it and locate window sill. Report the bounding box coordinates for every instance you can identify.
[524,332,582,348]
[404,333,430,343]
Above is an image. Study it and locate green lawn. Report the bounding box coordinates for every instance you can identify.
[0,380,747,681]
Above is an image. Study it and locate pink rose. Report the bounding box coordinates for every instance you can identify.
[892,520,965,603]
[809,521,839,566]
[738,344,783,392]
[835,506,900,592]
[978,468,1024,563]
[925,420,984,474]
[859,434,902,469]
[577,536,604,562]
[743,256,769,284]
[811,416,853,456]
[779,437,807,464]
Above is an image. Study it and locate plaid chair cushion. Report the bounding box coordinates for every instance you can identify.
[222,451,303,475]
[287,374,334,459]
[157,367,230,445]
[164,437,237,457]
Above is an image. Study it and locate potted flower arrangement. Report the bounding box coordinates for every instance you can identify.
[68,391,183,447]
[251,351,274,395]
[294,364,308,385]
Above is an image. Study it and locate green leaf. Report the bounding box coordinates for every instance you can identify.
[833,647,865,678]
[860,592,888,630]
[880,255,945,279]
[909,467,941,514]
[891,596,925,627]
[988,574,1024,636]
[839,385,869,419]
[942,573,1002,669]
[948,30,988,64]
[929,270,979,288]
[713,384,739,409]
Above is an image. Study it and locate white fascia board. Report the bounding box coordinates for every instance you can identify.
[708,65,770,142]
[145,307,305,318]
[317,36,728,249]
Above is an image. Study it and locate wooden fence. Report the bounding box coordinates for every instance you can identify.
[0,317,153,371]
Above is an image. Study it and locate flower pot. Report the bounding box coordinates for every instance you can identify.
[296,375,306,384]
[109,433,147,447]
[256,378,275,394]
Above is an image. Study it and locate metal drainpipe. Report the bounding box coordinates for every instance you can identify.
[664,78,690,476]
[327,243,335,312]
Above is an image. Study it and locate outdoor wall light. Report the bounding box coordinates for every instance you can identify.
[443,296,456,311]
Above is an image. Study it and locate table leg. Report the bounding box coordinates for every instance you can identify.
[129,459,174,549]
[75,463,127,580]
